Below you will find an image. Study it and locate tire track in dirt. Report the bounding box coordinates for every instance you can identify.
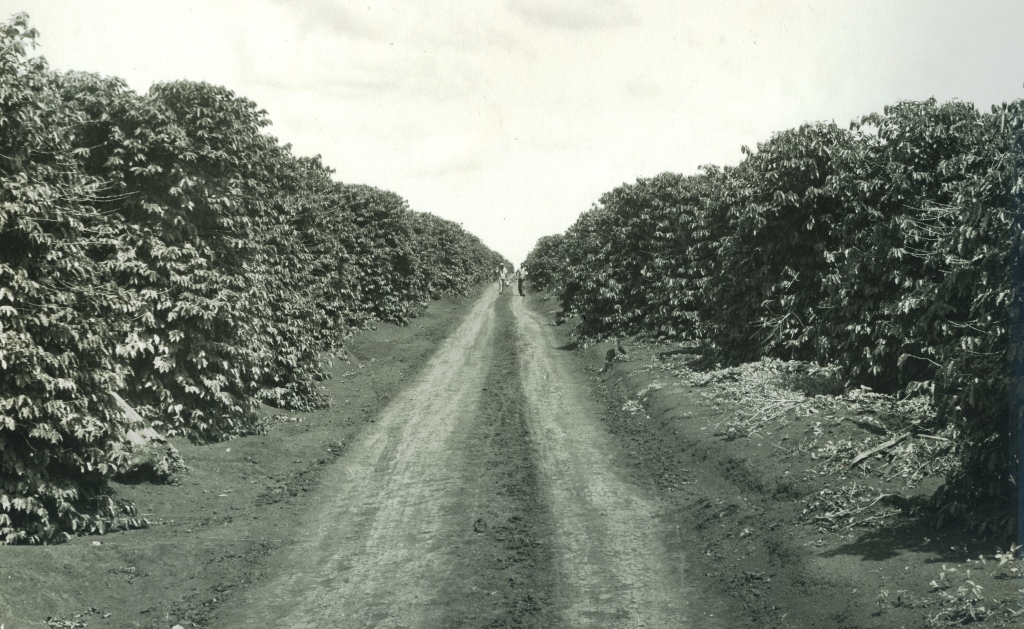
[511,297,716,628]
[434,293,557,628]
[214,290,502,627]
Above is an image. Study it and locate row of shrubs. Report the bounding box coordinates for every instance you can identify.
[526,97,1023,536]
[0,14,506,543]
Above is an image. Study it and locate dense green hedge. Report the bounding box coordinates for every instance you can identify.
[0,14,505,543]
[528,97,1023,535]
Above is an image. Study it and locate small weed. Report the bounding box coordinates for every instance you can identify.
[46,608,108,628]
[877,588,928,612]
[110,565,139,583]
[621,382,662,417]
[621,399,645,415]
[927,565,988,627]
[990,543,1022,580]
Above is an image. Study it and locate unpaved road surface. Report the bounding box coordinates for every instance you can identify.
[213,290,714,627]
[10,288,1005,629]
[511,297,708,627]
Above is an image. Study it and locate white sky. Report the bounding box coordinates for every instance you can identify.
[6,1,1023,264]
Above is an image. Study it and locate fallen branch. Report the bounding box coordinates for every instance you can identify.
[916,433,950,443]
[849,433,910,468]
[840,509,901,531]
[815,492,893,521]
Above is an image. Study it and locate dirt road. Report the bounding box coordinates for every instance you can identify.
[510,297,711,627]
[213,289,711,627]
[10,286,1005,629]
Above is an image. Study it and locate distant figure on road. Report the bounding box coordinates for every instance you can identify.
[516,267,526,296]
[497,265,508,294]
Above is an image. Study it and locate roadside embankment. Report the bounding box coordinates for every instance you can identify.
[1,290,484,629]
[530,294,1022,629]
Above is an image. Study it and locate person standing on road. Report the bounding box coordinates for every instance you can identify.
[516,266,526,296]
[497,264,508,294]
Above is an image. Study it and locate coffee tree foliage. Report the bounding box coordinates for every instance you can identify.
[698,123,864,363]
[538,174,706,339]
[529,97,1023,534]
[0,16,144,544]
[522,234,565,292]
[0,14,503,543]
[407,211,501,299]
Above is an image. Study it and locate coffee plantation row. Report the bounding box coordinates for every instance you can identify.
[0,15,507,543]
[526,98,1022,535]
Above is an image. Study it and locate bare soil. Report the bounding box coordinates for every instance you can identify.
[512,296,729,627]
[535,295,1023,629]
[2,287,1021,628]
[1,290,487,628]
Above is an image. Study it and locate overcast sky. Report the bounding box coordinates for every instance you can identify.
[8,1,1023,264]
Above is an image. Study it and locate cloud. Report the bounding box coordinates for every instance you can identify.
[413,145,491,176]
[247,73,402,100]
[267,0,379,39]
[506,0,638,30]
[623,77,663,100]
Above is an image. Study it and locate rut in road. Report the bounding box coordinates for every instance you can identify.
[216,290,515,627]
[214,289,712,627]
[511,296,712,628]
